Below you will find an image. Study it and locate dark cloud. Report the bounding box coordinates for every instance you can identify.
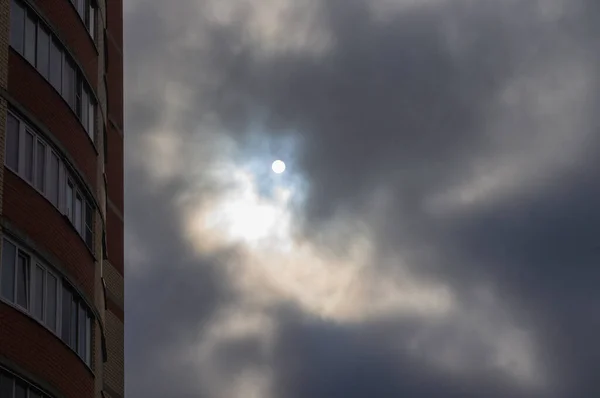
[270,307,545,398]
[125,0,600,396]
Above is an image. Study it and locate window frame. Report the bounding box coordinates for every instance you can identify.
[5,111,96,253]
[1,367,56,398]
[0,238,94,367]
[10,0,98,146]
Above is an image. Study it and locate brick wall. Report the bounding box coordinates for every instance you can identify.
[106,0,123,130]
[31,0,98,88]
[103,310,124,397]
[103,2,124,396]
[106,206,123,276]
[0,303,95,398]
[106,124,123,211]
[3,171,96,298]
[8,50,98,189]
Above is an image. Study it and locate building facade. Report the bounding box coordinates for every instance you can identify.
[0,1,124,398]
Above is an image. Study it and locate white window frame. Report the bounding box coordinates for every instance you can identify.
[10,0,98,144]
[6,112,95,253]
[0,238,93,366]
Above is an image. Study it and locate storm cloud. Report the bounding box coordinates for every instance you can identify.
[125,0,600,397]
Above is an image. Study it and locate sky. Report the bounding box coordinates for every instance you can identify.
[124,0,600,397]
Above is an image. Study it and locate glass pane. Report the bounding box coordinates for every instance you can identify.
[89,6,95,39]
[0,372,14,398]
[86,315,92,364]
[75,80,82,118]
[61,286,71,344]
[33,265,44,320]
[66,182,74,220]
[24,130,34,182]
[24,11,35,64]
[77,0,85,18]
[1,240,16,301]
[85,201,93,249]
[70,295,78,349]
[6,113,19,170]
[36,140,46,192]
[30,391,42,398]
[78,303,86,357]
[82,87,89,130]
[88,101,95,139]
[75,194,83,234]
[36,25,50,78]
[16,253,29,309]
[15,380,26,398]
[62,58,76,109]
[48,152,59,206]
[46,273,57,331]
[49,39,62,91]
[10,0,25,53]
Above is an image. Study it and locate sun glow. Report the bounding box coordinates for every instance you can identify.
[200,168,292,247]
[271,160,286,174]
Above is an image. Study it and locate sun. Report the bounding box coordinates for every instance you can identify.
[272,160,286,174]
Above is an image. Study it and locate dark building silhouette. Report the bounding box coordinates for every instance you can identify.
[0,1,124,397]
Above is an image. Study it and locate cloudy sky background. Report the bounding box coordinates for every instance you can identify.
[124,0,600,397]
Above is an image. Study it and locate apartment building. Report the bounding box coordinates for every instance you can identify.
[0,1,124,397]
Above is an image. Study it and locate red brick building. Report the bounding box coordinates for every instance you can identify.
[0,1,124,397]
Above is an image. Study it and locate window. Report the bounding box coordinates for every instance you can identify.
[0,372,14,397]
[1,369,53,398]
[66,181,74,221]
[36,25,50,78]
[24,10,36,64]
[85,316,92,365]
[88,98,95,138]
[15,380,27,398]
[1,240,16,301]
[10,0,98,143]
[75,193,83,234]
[78,303,86,356]
[70,295,78,349]
[36,140,46,192]
[5,113,96,252]
[88,5,95,39]
[61,286,71,344]
[71,0,96,39]
[10,0,25,53]
[85,202,94,249]
[6,114,19,171]
[33,264,44,320]
[48,152,59,207]
[23,130,34,182]
[62,58,76,110]
[16,252,29,309]
[46,273,57,331]
[1,240,94,365]
[76,0,85,19]
[81,86,89,132]
[60,286,94,362]
[49,38,62,91]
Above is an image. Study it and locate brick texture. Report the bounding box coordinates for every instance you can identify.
[106,124,123,211]
[3,170,96,298]
[106,0,123,130]
[8,50,98,189]
[103,260,123,307]
[103,311,123,396]
[106,206,123,275]
[0,303,95,398]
